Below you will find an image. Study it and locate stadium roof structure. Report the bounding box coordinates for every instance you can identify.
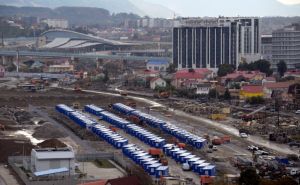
[40,29,134,50]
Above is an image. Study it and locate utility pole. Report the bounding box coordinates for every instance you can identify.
[1,32,3,48]
[16,49,19,73]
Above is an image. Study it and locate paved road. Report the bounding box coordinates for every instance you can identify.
[28,105,98,154]
[0,176,6,185]
[60,87,299,155]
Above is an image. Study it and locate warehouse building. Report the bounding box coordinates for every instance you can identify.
[30,147,75,175]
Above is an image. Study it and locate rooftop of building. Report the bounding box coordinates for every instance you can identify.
[32,147,74,160]
[222,71,265,80]
[241,85,263,93]
[175,68,213,79]
[263,82,294,89]
[150,77,165,83]
[147,60,169,65]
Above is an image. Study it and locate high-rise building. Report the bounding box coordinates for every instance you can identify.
[272,24,300,69]
[173,17,260,70]
[261,35,272,61]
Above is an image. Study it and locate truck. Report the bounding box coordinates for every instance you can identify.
[148,148,168,166]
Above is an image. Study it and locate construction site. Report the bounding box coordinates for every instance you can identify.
[0,77,299,185]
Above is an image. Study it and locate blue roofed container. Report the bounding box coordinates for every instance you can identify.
[148,163,162,176]
[192,160,206,172]
[182,155,196,164]
[55,104,74,115]
[155,166,169,178]
[143,160,158,170]
[172,150,187,160]
[84,104,104,116]
[187,157,200,167]
[195,163,210,174]
[112,103,136,115]
[178,152,191,163]
[202,165,216,176]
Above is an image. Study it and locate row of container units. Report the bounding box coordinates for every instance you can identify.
[122,144,169,178]
[68,111,98,129]
[163,144,216,176]
[112,103,166,128]
[56,104,128,149]
[112,103,136,115]
[161,123,207,149]
[85,104,131,129]
[125,124,166,148]
[113,103,208,149]
[130,111,166,128]
[90,124,129,149]
[56,104,75,116]
[84,104,105,116]
[85,104,166,149]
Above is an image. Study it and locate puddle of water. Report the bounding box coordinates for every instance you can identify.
[13,130,44,145]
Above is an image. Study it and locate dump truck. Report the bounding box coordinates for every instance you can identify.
[148,148,168,166]
[212,136,223,145]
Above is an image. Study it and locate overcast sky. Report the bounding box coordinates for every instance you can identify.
[143,0,300,17]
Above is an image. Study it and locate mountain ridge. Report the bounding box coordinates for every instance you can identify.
[0,0,175,18]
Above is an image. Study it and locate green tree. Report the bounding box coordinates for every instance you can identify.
[224,89,231,100]
[167,63,176,73]
[239,168,260,185]
[277,60,287,78]
[238,60,273,76]
[217,64,235,77]
[246,96,265,105]
[103,70,109,83]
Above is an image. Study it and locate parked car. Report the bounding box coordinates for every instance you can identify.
[240,133,248,138]
[295,110,300,114]
[248,145,259,151]
[289,141,300,147]
[243,104,251,108]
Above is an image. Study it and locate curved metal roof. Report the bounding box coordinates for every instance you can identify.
[41,29,131,46]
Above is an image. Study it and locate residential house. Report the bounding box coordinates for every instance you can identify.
[240,85,264,99]
[221,71,266,86]
[140,69,160,78]
[0,65,5,77]
[150,77,166,90]
[262,77,276,84]
[47,62,74,73]
[172,69,214,89]
[285,70,300,80]
[196,83,211,95]
[263,82,294,99]
[146,60,169,72]
[288,83,300,105]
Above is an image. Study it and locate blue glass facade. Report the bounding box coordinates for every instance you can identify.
[173,26,238,69]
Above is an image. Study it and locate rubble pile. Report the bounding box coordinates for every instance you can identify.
[33,123,68,139]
